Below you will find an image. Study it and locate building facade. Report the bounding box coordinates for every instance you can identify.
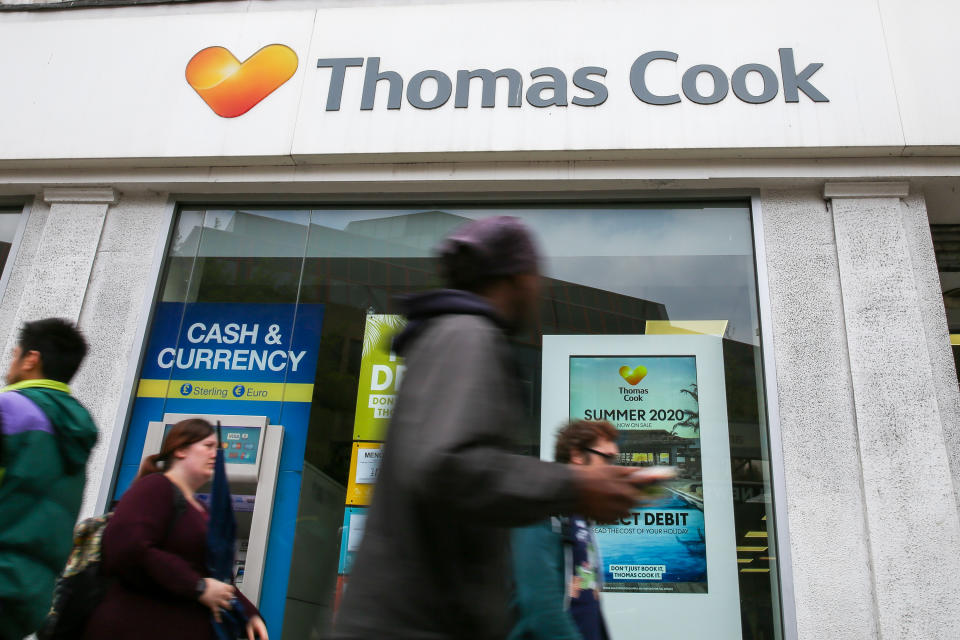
[0,1,959,639]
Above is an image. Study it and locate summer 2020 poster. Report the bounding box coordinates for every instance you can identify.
[570,355,706,593]
[540,334,742,639]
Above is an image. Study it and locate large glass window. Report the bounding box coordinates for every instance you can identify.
[128,203,784,640]
[0,208,21,280]
[932,224,960,384]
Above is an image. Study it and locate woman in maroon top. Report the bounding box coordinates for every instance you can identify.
[84,419,268,640]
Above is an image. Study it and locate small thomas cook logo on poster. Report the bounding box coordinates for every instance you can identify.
[618,364,647,386]
[617,363,649,407]
[185,44,298,118]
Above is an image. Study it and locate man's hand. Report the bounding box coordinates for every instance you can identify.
[571,465,640,522]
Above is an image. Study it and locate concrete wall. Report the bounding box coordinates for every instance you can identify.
[0,188,170,518]
[71,192,170,517]
[760,188,878,639]
[899,195,960,513]
[762,186,960,640]
[831,189,960,640]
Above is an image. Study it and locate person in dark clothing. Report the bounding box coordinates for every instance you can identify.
[83,419,267,640]
[0,318,97,640]
[332,217,640,640]
[509,420,621,640]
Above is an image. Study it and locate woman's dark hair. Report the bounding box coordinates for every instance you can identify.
[555,420,618,463]
[136,418,215,480]
[18,318,87,383]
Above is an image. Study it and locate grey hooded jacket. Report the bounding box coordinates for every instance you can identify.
[332,295,578,640]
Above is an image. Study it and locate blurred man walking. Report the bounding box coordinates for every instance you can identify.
[0,319,97,640]
[333,217,639,640]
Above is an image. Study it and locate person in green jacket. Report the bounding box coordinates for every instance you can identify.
[509,420,620,640]
[0,318,97,640]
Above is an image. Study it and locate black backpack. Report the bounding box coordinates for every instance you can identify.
[37,484,187,640]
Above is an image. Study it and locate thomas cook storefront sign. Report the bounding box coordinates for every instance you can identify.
[0,4,911,161]
[188,46,827,118]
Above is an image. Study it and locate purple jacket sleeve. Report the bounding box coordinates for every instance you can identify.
[101,474,203,599]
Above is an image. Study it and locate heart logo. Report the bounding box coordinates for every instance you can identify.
[186,44,298,118]
[618,365,647,386]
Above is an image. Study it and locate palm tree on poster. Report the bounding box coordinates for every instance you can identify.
[362,314,407,359]
[671,383,699,435]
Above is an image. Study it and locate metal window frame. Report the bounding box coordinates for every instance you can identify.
[93,190,798,640]
[751,194,798,640]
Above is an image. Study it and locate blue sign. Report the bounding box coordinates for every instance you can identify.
[116,301,324,636]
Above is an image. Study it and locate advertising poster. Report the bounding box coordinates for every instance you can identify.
[120,301,323,489]
[336,313,404,607]
[540,335,742,640]
[121,301,324,491]
[346,442,383,506]
[117,301,324,634]
[352,314,407,441]
[338,507,368,575]
[570,355,706,593]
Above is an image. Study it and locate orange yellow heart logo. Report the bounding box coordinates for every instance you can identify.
[185,44,298,118]
[618,365,647,386]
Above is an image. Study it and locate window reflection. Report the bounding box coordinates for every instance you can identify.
[932,224,960,384]
[0,209,21,280]
[159,203,781,640]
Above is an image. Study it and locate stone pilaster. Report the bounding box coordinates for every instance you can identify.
[760,188,877,640]
[2,187,116,359]
[827,182,960,640]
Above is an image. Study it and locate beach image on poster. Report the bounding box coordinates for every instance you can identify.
[540,335,742,639]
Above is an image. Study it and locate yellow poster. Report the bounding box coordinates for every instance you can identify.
[352,314,406,441]
[346,442,383,506]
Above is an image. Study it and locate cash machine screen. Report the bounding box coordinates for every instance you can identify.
[221,427,262,465]
[163,424,262,465]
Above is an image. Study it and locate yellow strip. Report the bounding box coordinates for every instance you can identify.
[137,378,313,402]
[740,568,771,573]
[951,334,960,346]
[737,558,753,564]
[137,379,170,398]
[744,531,768,538]
[645,320,729,337]
[282,384,315,403]
[736,546,767,553]
[346,441,384,506]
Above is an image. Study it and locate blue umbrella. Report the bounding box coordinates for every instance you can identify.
[207,422,249,639]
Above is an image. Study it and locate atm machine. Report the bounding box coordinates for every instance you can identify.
[141,413,283,606]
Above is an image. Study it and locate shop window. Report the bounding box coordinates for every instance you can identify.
[0,208,21,280]
[121,203,785,640]
[932,224,960,384]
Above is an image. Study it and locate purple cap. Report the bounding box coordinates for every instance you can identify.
[437,216,541,282]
